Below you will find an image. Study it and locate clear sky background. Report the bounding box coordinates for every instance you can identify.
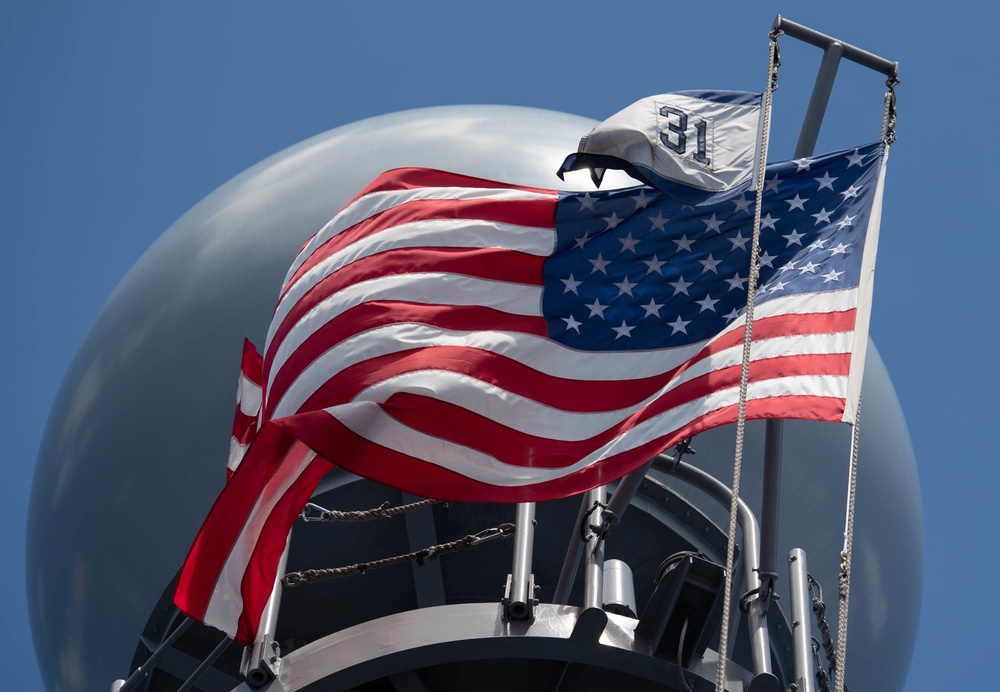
[1,2,993,690]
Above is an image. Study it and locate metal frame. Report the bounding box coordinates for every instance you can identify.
[653,457,772,678]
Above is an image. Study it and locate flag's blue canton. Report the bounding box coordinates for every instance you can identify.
[542,142,884,351]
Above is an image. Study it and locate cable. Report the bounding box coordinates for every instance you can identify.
[678,614,693,692]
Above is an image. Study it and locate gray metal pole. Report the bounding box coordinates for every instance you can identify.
[603,459,654,526]
[582,486,606,610]
[508,502,537,619]
[553,492,594,604]
[554,456,668,605]
[772,15,899,77]
[788,548,816,692]
[176,635,232,692]
[794,41,844,160]
[757,418,784,610]
[113,617,193,692]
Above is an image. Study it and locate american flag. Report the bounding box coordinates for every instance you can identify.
[226,339,263,481]
[175,141,887,644]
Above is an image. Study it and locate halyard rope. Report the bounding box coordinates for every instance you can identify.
[715,31,779,692]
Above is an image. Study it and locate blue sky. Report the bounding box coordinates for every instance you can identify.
[2,2,994,690]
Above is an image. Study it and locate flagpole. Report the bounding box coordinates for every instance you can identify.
[758,13,900,617]
[765,17,898,692]
[758,20,844,612]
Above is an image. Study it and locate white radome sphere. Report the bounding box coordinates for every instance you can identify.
[27,106,922,692]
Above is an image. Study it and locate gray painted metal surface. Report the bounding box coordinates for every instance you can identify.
[27,105,922,692]
[772,15,899,77]
[582,487,607,611]
[506,502,538,620]
[257,603,751,692]
[788,549,816,692]
[602,560,637,618]
[552,493,592,605]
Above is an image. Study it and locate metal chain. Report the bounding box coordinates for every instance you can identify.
[300,497,443,523]
[881,71,900,146]
[835,389,862,692]
[282,523,515,586]
[716,32,779,692]
[813,638,832,692]
[808,575,849,692]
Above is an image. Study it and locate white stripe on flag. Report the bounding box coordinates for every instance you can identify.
[324,373,846,488]
[203,442,317,636]
[284,186,556,287]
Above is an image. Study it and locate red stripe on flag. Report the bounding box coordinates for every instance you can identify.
[280,198,556,302]
[265,303,550,417]
[228,339,264,481]
[175,423,301,622]
[266,308,856,421]
[372,352,851,468]
[277,395,845,503]
[234,449,330,645]
[269,246,546,372]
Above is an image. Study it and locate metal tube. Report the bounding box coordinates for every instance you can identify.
[654,456,771,676]
[245,543,290,685]
[552,493,593,604]
[114,617,193,692]
[508,502,536,619]
[603,459,654,526]
[554,460,653,606]
[772,15,898,77]
[793,41,844,159]
[602,559,637,617]
[176,635,232,692]
[582,486,606,610]
[788,549,816,692]
[758,418,784,608]
[725,549,745,661]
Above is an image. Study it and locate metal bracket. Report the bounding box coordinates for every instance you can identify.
[502,573,537,620]
[242,638,280,687]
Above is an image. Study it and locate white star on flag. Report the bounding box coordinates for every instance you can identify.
[667,315,690,334]
[612,321,635,339]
